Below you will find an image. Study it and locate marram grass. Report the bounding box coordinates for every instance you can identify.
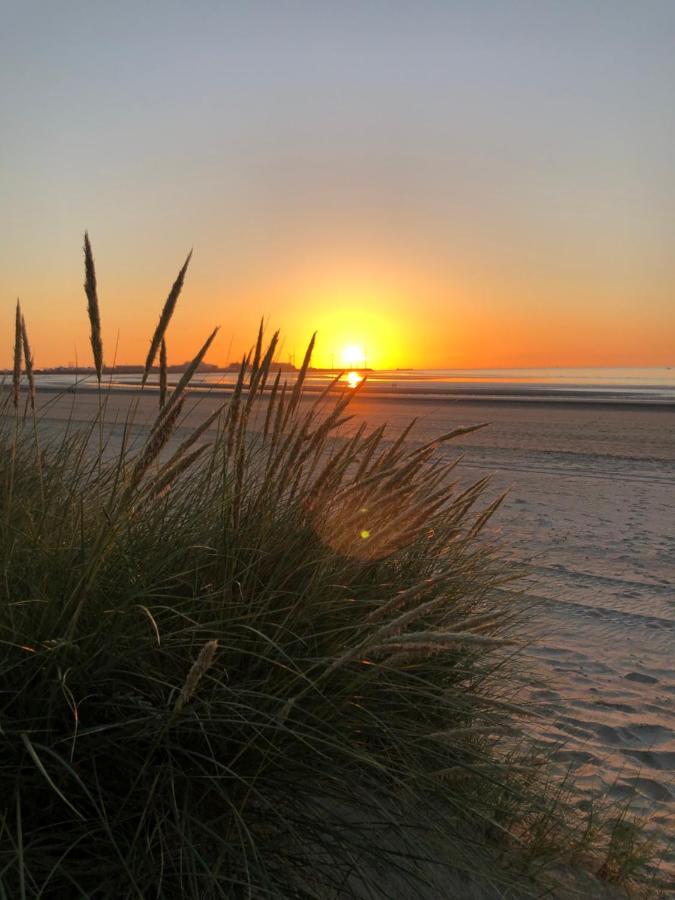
[0,239,663,899]
[142,250,192,386]
[83,231,103,383]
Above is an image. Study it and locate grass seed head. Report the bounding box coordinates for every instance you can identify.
[12,299,22,408]
[83,231,103,381]
[142,250,192,385]
[174,639,218,713]
[20,313,36,410]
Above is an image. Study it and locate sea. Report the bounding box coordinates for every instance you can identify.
[31,366,675,405]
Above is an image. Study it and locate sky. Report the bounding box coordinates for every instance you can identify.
[1,1,674,370]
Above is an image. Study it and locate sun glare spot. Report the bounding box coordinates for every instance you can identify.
[346,370,363,389]
[360,529,370,540]
[341,344,365,367]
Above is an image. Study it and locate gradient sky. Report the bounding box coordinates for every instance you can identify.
[1,1,674,369]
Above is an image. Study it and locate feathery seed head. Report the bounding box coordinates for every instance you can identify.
[20,313,36,410]
[174,639,218,713]
[83,231,103,381]
[142,250,192,385]
[13,299,22,409]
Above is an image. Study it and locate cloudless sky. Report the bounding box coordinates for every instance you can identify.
[1,1,674,368]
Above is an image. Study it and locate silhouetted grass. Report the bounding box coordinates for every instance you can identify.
[0,238,663,898]
[83,231,103,383]
[142,249,192,386]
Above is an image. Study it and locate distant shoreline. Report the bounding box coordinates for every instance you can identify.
[5,382,674,410]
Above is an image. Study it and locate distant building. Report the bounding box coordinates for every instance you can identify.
[223,361,297,372]
[30,361,221,375]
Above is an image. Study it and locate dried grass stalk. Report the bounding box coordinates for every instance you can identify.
[249,319,264,380]
[378,629,515,647]
[285,332,315,424]
[174,639,218,713]
[149,443,210,498]
[262,368,282,440]
[12,300,22,409]
[159,338,167,408]
[468,492,508,539]
[165,406,221,469]
[371,591,461,642]
[130,397,185,487]
[243,321,269,413]
[369,633,514,659]
[406,423,489,460]
[20,313,36,410]
[256,329,280,396]
[161,327,219,417]
[366,571,453,623]
[224,352,249,457]
[142,250,192,385]
[429,724,518,741]
[83,232,103,381]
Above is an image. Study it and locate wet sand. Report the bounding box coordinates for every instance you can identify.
[14,388,675,884]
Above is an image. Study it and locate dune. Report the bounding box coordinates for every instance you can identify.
[7,385,675,891]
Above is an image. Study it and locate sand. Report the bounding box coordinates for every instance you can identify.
[343,395,675,887]
[13,388,675,888]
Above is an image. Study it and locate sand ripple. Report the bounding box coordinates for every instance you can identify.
[349,398,675,886]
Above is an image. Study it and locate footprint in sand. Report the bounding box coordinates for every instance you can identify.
[624,671,658,684]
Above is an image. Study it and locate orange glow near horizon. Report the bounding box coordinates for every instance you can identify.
[277,269,416,371]
[2,247,674,371]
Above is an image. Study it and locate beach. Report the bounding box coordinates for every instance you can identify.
[18,384,675,886]
[347,396,674,876]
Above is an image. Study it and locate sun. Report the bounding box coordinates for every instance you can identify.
[341,344,365,368]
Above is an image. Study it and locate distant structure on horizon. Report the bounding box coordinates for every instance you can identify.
[223,361,297,372]
[7,360,379,376]
[13,361,222,376]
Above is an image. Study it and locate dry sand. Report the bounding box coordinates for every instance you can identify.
[17,388,675,889]
[343,395,675,887]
